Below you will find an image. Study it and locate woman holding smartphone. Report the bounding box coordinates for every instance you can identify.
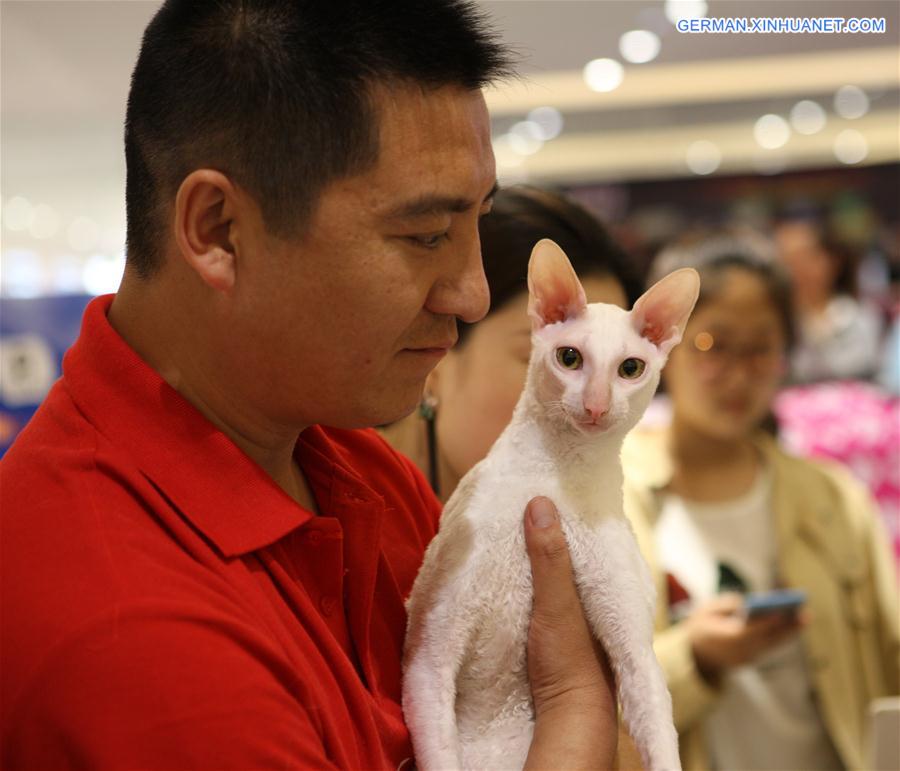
[622,232,899,770]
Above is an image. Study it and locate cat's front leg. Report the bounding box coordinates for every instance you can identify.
[568,517,681,771]
[403,577,478,771]
[402,643,463,770]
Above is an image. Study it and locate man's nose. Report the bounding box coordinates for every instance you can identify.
[426,232,490,324]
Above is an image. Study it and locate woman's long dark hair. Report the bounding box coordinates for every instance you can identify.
[457,185,643,346]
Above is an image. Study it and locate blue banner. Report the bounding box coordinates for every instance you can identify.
[0,295,92,456]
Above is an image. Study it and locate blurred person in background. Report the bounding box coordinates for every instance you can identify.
[622,233,899,771]
[381,185,642,502]
[774,217,884,384]
[877,250,900,396]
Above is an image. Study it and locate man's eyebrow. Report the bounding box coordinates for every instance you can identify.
[385,181,499,220]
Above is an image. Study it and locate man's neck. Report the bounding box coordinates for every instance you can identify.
[108,279,316,513]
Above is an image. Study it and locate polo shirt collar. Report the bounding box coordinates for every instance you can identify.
[63,295,363,558]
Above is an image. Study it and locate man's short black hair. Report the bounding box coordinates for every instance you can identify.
[125,0,513,277]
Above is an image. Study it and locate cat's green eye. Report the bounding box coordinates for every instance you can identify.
[618,358,646,379]
[556,347,583,370]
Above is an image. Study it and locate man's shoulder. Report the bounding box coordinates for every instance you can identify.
[2,378,146,523]
[1,378,119,518]
[1,383,225,666]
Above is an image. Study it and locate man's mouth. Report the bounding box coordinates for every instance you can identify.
[401,340,456,360]
[405,336,457,354]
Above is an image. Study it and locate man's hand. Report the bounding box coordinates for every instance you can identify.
[686,593,807,684]
[522,496,618,770]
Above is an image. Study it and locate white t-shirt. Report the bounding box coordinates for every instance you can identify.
[655,467,844,771]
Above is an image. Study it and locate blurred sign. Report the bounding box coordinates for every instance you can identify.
[0,295,92,456]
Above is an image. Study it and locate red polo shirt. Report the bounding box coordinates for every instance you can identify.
[0,295,442,769]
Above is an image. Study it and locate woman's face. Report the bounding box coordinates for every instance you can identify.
[664,267,788,441]
[430,275,627,483]
[775,221,836,310]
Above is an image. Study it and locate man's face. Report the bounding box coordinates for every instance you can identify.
[231,84,496,430]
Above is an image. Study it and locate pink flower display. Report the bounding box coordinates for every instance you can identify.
[775,381,900,562]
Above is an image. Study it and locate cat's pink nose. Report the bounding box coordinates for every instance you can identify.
[583,383,611,422]
[583,402,609,422]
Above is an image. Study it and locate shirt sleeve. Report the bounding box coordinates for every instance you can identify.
[850,480,900,693]
[2,600,340,770]
[653,622,721,731]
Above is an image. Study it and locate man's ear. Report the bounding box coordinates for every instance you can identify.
[631,268,701,355]
[527,239,587,330]
[173,169,240,293]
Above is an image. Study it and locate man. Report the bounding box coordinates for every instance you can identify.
[1,1,618,767]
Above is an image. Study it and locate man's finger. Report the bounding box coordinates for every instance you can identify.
[524,497,582,619]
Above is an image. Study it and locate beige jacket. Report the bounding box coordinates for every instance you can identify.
[622,429,900,771]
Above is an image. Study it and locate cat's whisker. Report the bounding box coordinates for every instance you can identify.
[544,399,569,419]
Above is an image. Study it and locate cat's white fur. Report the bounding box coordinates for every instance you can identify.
[402,239,700,771]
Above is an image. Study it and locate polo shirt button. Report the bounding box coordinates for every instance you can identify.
[306,530,323,546]
[319,595,337,616]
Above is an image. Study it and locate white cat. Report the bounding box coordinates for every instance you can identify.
[402,238,699,771]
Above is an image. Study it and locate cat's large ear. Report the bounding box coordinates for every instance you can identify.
[631,268,700,355]
[527,239,587,329]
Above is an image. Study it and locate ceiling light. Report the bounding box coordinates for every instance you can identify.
[664,0,708,25]
[619,30,661,64]
[753,114,791,149]
[834,85,869,119]
[583,58,624,93]
[527,106,564,141]
[834,130,868,164]
[507,122,544,155]
[789,100,827,135]
[3,196,34,232]
[685,140,721,175]
[492,135,525,169]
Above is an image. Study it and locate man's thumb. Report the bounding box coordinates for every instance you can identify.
[524,497,577,614]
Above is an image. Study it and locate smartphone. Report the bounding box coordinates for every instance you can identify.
[743,589,807,618]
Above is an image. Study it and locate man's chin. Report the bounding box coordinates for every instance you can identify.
[321,389,423,431]
[375,398,422,429]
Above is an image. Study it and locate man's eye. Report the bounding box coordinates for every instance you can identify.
[410,232,448,249]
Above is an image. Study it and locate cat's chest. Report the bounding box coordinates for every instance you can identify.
[463,498,602,593]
